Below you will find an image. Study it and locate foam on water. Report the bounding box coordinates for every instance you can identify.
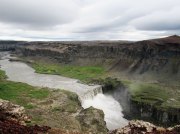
[82,93,128,130]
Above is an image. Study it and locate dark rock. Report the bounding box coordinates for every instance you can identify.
[110,120,180,134]
[76,106,108,134]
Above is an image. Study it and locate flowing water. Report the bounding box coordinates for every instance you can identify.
[0,52,128,130]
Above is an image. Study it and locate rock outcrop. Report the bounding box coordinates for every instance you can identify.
[0,99,51,134]
[0,99,30,125]
[0,98,108,134]
[130,99,180,125]
[0,41,26,51]
[77,106,108,134]
[110,120,180,134]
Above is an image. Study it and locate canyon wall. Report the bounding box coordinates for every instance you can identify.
[130,99,180,125]
[0,41,26,51]
[10,36,180,83]
[95,78,180,126]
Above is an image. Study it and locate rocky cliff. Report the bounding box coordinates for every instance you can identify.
[0,35,180,130]
[0,99,51,134]
[130,99,180,125]
[92,78,180,126]
[0,41,26,51]
[0,98,108,134]
[10,35,180,83]
[1,36,179,82]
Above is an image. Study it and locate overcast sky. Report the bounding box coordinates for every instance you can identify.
[0,0,179,41]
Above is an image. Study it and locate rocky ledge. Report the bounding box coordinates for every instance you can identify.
[0,99,51,134]
[1,98,180,134]
[110,120,180,134]
[0,98,108,134]
[0,99,30,124]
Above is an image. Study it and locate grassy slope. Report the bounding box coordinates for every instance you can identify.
[0,80,50,109]
[31,62,106,82]
[0,69,50,109]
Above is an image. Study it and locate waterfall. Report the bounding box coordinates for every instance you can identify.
[0,53,128,130]
[80,85,103,101]
[81,85,129,130]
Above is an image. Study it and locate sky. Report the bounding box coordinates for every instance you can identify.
[0,0,179,41]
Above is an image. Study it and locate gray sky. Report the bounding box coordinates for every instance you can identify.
[0,0,179,41]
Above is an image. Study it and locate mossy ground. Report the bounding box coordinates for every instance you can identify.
[123,80,180,110]
[0,70,50,118]
[0,80,50,108]
[0,70,7,80]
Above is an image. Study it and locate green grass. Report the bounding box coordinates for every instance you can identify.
[127,82,180,110]
[0,70,7,79]
[0,68,80,114]
[31,62,105,82]
[0,80,50,107]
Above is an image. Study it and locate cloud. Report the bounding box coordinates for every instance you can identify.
[0,0,79,28]
[0,0,179,40]
[130,7,180,31]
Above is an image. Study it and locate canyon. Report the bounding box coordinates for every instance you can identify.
[0,35,180,133]
[1,35,179,83]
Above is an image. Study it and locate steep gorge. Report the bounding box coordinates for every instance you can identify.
[0,35,180,130]
[12,35,180,83]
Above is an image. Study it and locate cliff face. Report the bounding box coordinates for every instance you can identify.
[12,36,180,83]
[130,99,180,125]
[0,41,26,51]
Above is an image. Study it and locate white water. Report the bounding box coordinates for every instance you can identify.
[82,94,128,129]
[0,52,128,130]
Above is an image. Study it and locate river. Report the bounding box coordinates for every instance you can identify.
[0,52,128,130]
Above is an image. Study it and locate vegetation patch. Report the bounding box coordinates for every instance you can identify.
[0,70,7,80]
[89,77,124,93]
[0,80,50,107]
[31,62,106,82]
[127,82,180,110]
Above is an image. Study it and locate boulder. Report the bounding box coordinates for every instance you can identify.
[0,99,30,125]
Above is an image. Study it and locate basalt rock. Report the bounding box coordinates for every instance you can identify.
[1,36,180,83]
[0,40,26,51]
[9,35,180,83]
[76,106,108,134]
[110,120,180,134]
[129,99,180,125]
